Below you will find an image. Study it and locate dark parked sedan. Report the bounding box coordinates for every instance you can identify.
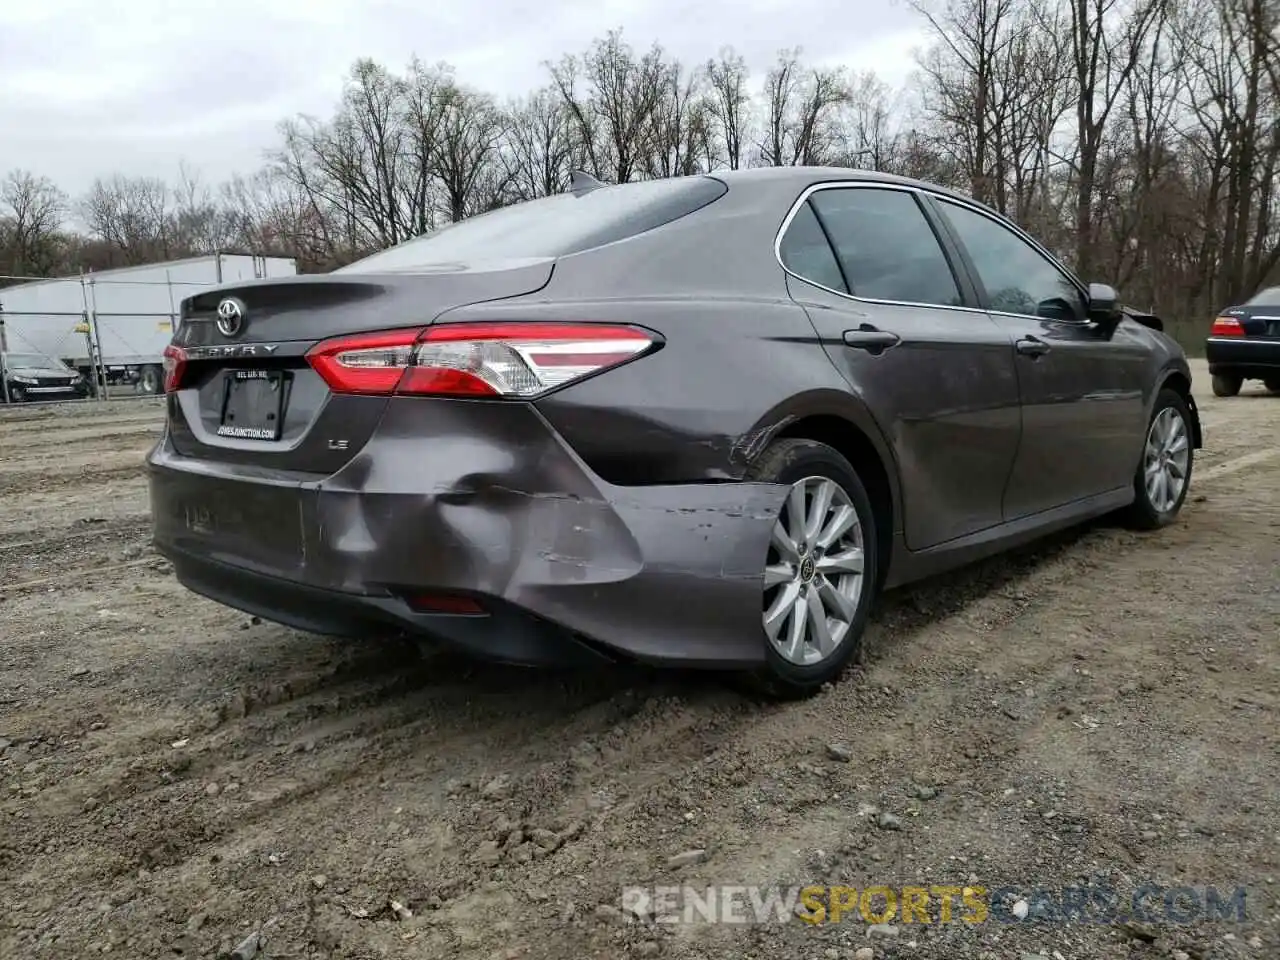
[1,352,91,403]
[1205,285,1280,396]
[148,167,1202,697]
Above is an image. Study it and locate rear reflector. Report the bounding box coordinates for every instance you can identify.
[162,344,187,393]
[1210,316,1245,336]
[306,322,658,397]
[403,592,486,615]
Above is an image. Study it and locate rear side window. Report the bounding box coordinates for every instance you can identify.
[779,202,847,292]
[805,187,963,307]
[339,176,729,273]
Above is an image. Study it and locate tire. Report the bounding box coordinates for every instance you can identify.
[138,365,163,395]
[1211,374,1242,397]
[1122,387,1194,530]
[740,438,879,699]
[7,386,25,403]
[1264,378,1280,395]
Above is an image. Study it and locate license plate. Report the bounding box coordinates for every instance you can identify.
[217,369,285,440]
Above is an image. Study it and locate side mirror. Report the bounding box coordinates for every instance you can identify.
[1087,282,1122,325]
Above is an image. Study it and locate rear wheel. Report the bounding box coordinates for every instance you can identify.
[138,364,163,395]
[1264,378,1280,395]
[1122,388,1194,530]
[1211,373,1242,397]
[742,439,878,699]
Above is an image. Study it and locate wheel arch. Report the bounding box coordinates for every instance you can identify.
[744,392,901,590]
[1159,368,1203,449]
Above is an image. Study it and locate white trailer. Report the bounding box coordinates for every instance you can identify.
[0,254,297,394]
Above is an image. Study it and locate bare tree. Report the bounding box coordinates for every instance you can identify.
[548,30,671,183]
[911,0,1032,209]
[1175,0,1280,308]
[79,174,179,265]
[401,58,454,234]
[271,59,418,258]
[218,171,334,270]
[759,49,851,167]
[643,58,712,178]
[431,83,510,222]
[705,48,753,170]
[0,170,67,278]
[502,88,582,200]
[1101,9,1185,300]
[1067,0,1167,277]
[836,72,903,171]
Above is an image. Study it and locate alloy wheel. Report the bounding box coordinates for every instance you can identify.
[762,475,866,666]
[1144,406,1190,514]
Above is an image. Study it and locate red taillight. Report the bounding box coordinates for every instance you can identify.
[162,344,187,393]
[1210,316,1245,336]
[305,322,657,398]
[305,328,420,396]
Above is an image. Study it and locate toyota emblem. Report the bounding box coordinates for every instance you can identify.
[216,297,246,337]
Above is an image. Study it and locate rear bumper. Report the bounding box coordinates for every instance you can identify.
[163,545,618,666]
[1205,337,1280,378]
[148,399,788,669]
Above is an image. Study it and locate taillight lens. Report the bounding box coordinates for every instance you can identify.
[162,344,187,393]
[306,322,658,397]
[1210,316,1245,336]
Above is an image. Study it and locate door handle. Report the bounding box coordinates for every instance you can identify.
[1015,336,1050,358]
[843,326,901,354]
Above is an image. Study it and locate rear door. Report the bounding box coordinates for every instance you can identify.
[780,183,1022,551]
[926,195,1148,517]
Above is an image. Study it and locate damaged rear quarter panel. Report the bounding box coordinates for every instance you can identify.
[311,398,791,665]
[439,296,855,485]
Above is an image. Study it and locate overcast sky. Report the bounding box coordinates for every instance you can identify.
[1,0,927,198]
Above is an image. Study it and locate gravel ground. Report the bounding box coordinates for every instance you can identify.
[1,361,1277,960]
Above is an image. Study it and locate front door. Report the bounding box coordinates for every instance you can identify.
[927,196,1149,518]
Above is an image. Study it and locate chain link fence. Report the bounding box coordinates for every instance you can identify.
[0,256,289,406]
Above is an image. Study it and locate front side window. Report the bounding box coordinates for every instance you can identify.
[806,187,964,307]
[937,199,1086,322]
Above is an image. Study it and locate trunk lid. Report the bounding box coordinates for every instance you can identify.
[1220,305,1280,338]
[166,261,553,474]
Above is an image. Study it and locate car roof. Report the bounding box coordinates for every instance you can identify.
[706,165,990,211]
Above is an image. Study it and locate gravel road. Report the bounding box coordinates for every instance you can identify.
[1,360,1277,960]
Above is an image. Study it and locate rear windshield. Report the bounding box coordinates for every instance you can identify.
[338,175,728,273]
[1245,286,1280,306]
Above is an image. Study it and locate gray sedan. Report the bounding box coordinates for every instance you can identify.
[148,167,1201,697]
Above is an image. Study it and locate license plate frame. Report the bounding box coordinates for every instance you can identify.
[216,369,286,441]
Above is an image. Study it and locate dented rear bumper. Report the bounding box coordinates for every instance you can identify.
[148,398,786,668]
